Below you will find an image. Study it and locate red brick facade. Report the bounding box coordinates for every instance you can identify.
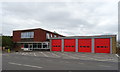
[13,28,64,42]
[13,31,21,42]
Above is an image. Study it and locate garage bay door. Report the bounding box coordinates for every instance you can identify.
[51,39,62,51]
[95,38,110,53]
[64,39,76,52]
[78,39,92,53]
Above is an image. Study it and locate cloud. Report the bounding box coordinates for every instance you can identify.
[1,2,118,40]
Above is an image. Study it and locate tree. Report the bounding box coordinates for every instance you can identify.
[2,36,13,49]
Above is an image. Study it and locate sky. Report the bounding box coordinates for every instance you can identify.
[1,1,118,38]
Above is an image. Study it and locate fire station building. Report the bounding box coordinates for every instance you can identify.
[13,28,117,54]
[50,35,117,54]
[13,28,64,51]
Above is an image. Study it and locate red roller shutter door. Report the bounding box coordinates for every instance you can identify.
[64,39,76,52]
[78,39,92,53]
[51,39,62,51]
[95,38,110,53]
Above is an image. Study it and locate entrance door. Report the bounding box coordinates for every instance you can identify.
[28,44,33,50]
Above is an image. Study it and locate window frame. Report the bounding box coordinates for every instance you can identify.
[21,32,34,38]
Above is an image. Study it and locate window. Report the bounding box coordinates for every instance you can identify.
[43,43,47,48]
[46,33,50,39]
[50,34,52,37]
[33,43,37,48]
[80,46,82,47]
[97,46,99,48]
[83,46,86,48]
[38,43,42,48]
[54,35,57,37]
[101,46,103,48]
[87,46,89,48]
[66,46,67,47]
[48,43,49,47]
[97,46,108,48]
[105,46,108,48]
[24,44,28,48]
[21,32,34,38]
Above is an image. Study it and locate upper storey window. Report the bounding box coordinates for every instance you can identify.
[54,35,57,37]
[46,33,50,39]
[50,34,52,37]
[21,32,34,38]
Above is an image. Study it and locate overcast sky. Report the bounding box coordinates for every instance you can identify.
[1,1,118,37]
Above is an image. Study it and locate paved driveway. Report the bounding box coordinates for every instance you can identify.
[2,51,119,70]
[7,51,118,62]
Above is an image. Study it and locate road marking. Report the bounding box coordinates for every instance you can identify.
[8,62,42,69]
[29,52,33,56]
[23,53,27,55]
[23,53,28,55]
[34,53,37,56]
[23,64,42,68]
[40,52,49,57]
[21,53,25,55]
[27,53,33,56]
[90,58,109,62]
[9,62,22,66]
[26,53,29,55]
[115,54,119,57]
[23,53,26,55]
[93,59,108,61]
[59,53,79,59]
[99,65,111,67]
[51,53,61,57]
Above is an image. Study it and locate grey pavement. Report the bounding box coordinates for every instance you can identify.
[6,51,118,62]
[2,51,119,70]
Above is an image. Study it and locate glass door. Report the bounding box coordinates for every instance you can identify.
[29,44,33,51]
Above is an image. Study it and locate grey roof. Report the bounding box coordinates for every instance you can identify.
[50,35,116,39]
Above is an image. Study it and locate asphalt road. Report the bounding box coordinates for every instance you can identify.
[2,52,118,70]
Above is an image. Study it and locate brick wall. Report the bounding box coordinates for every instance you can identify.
[13,31,21,42]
